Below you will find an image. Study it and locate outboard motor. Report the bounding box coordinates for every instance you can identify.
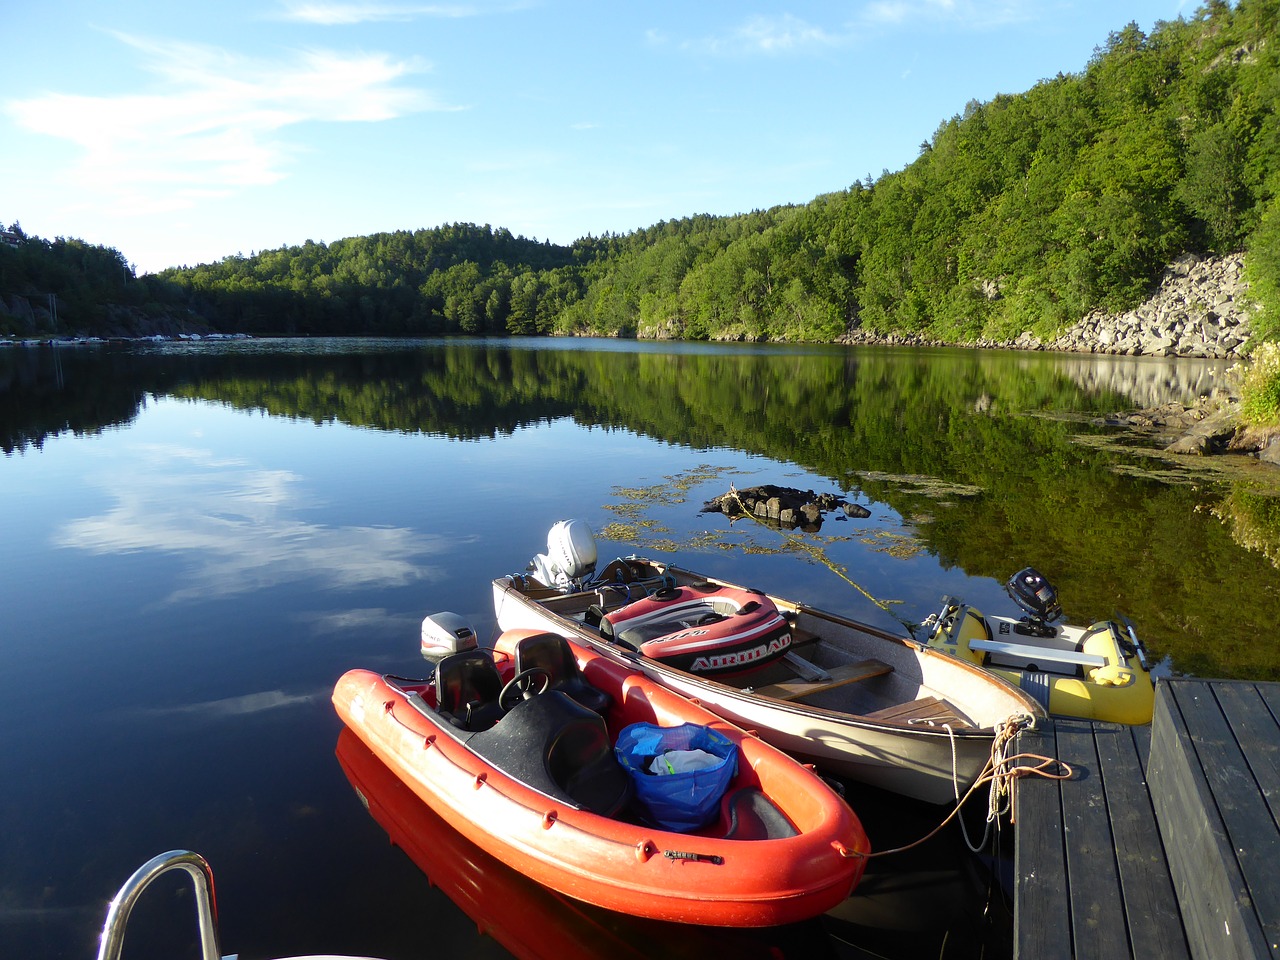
[421,611,479,662]
[1006,567,1062,638]
[528,520,598,592]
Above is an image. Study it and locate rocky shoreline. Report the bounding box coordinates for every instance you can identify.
[838,251,1280,465]
[840,252,1257,360]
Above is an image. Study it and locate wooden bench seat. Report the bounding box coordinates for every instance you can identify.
[863,695,971,728]
[751,658,894,702]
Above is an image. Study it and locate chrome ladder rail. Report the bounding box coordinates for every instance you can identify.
[96,849,228,960]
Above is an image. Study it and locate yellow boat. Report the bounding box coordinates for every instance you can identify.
[923,568,1155,725]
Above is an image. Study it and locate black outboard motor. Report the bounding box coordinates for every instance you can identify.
[1006,567,1062,637]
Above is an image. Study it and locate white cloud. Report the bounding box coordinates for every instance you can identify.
[861,0,1034,29]
[659,14,839,56]
[659,1,1038,56]
[277,1,479,24]
[4,32,445,217]
[727,14,840,54]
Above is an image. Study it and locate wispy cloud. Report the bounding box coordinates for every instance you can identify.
[726,14,841,54]
[861,0,1034,29]
[656,1,1037,57]
[276,1,479,25]
[4,31,446,216]
[653,14,839,57]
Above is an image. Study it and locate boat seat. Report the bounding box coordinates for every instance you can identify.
[751,658,895,702]
[434,649,505,732]
[512,632,612,714]
[864,696,972,728]
[606,607,729,651]
[469,691,633,817]
[720,786,798,840]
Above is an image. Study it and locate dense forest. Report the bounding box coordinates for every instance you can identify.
[3,0,1280,345]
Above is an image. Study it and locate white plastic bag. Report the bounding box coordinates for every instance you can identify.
[648,748,723,776]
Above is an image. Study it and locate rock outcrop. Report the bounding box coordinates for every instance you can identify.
[1045,253,1254,358]
[701,484,871,531]
[841,252,1259,360]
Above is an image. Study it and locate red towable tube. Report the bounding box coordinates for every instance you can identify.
[600,583,792,677]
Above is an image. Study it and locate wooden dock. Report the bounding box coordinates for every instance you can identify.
[1013,678,1280,960]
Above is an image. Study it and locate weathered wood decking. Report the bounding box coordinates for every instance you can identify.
[1013,678,1280,960]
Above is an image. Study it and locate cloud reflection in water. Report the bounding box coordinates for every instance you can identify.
[54,442,446,602]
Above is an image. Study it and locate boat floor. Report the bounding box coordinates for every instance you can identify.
[523,587,975,728]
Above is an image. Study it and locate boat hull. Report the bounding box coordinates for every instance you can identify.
[333,639,869,926]
[926,602,1155,725]
[493,562,1044,805]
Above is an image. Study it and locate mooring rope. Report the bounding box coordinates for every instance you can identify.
[863,714,1071,859]
[719,485,922,637]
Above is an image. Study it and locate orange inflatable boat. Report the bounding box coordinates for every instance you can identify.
[332,629,869,927]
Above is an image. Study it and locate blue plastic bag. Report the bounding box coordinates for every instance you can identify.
[614,722,738,831]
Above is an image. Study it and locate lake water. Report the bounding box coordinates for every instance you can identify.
[1,337,1273,959]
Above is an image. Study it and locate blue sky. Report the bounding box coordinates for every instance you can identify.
[2,0,1192,274]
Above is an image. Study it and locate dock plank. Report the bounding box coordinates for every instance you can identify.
[1015,680,1280,960]
[1056,721,1131,958]
[1013,721,1072,960]
[1092,723,1187,960]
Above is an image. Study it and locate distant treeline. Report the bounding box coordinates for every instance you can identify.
[4,0,1279,344]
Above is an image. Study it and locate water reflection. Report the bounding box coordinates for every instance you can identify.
[132,688,320,720]
[4,339,1277,681]
[5,337,1269,960]
[52,429,446,602]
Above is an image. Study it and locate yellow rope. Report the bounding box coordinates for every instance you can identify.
[721,486,920,636]
[862,715,1070,859]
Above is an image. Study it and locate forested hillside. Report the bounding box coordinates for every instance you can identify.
[4,0,1279,344]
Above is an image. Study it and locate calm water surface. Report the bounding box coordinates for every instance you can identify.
[2,337,1273,959]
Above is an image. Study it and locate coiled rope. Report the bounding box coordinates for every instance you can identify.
[863,714,1071,859]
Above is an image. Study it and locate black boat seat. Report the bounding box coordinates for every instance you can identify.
[434,649,505,732]
[467,690,632,817]
[512,631,612,714]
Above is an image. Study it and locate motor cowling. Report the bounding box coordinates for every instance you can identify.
[421,611,478,662]
[528,519,598,590]
[1006,567,1062,625]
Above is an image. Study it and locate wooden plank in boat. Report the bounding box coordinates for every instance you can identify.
[752,658,894,702]
[862,695,970,727]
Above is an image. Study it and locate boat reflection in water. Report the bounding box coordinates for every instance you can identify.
[335,728,1011,959]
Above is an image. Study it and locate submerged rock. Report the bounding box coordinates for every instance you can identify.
[701,485,869,530]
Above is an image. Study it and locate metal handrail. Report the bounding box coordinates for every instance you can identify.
[96,850,225,960]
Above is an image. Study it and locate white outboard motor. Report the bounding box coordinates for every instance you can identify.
[420,611,478,662]
[528,519,598,592]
